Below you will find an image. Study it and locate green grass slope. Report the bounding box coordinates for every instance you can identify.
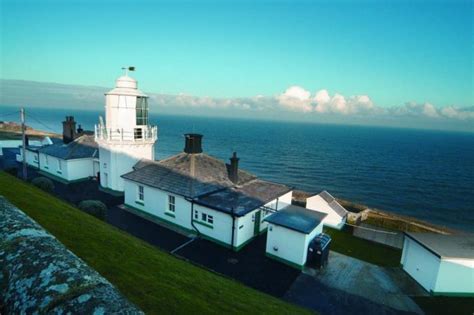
[0,172,311,314]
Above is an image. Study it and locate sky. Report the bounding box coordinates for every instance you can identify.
[0,0,473,131]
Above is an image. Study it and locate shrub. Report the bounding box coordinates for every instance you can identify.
[31,177,55,192]
[78,200,107,221]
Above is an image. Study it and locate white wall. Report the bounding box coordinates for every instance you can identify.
[193,204,233,246]
[38,153,65,180]
[434,258,474,295]
[401,237,440,292]
[306,195,346,230]
[25,150,39,168]
[266,224,307,267]
[66,159,95,180]
[99,143,154,192]
[124,180,234,246]
[124,180,192,229]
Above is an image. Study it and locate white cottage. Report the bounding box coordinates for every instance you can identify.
[401,232,474,296]
[95,70,158,193]
[23,117,99,183]
[121,134,293,251]
[306,190,348,230]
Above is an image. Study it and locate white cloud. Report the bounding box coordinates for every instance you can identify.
[277,86,313,112]
[440,106,474,120]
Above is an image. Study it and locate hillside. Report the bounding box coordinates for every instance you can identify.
[0,171,311,314]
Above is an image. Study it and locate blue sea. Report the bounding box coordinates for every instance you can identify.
[2,105,474,232]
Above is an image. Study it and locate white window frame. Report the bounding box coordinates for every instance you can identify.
[57,159,62,173]
[137,185,144,202]
[168,195,175,213]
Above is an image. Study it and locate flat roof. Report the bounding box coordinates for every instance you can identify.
[405,232,474,260]
[264,205,327,234]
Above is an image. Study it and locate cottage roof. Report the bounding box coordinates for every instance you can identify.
[195,179,292,216]
[35,135,99,160]
[405,232,474,259]
[312,190,348,217]
[264,204,327,234]
[123,153,256,199]
[123,152,292,216]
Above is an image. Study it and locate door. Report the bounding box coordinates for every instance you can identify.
[254,210,261,236]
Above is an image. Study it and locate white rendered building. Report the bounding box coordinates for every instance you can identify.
[401,232,474,296]
[264,205,327,269]
[306,190,348,230]
[95,71,158,193]
[21,117,99,183]
[121,134,293,251]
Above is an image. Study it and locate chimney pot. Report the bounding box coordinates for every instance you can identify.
[62,116,77,144]
[184,134,203,154]
[229,152,239,184]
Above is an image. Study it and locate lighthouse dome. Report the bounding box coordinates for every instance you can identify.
[115,75,137,89]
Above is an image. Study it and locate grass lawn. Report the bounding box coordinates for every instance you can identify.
[0,171,311,314]
[324,227,402,267]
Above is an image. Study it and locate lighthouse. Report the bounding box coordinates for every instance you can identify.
[95,67,158,192]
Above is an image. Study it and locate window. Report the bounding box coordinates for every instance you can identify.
[137,185,144,201]
[168,195,175,212]
[194,210,199,220]
[57,160,62,173]
[134,128,143,140]
[200,213,213,225]
[136,97,149,126]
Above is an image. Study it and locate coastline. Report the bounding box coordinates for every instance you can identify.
[0,124,463,236]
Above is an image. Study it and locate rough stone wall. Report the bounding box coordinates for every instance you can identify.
[0,196,143,314]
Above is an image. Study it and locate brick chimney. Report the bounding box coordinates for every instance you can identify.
[184,134,203,154]
[229,152,239,184]
[62,116,76,144]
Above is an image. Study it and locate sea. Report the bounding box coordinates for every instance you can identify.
[1,105,474,232]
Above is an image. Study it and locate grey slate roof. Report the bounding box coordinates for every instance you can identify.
[123,152,292,216]
[195,179,292,216]
[264,204,327,234]
[405,232,474,259]
[314,190,348,217]
[36,135,99,160]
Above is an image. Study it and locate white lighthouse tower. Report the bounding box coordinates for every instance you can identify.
[95,67,158,192]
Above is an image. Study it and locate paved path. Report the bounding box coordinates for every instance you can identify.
[285,251,425,315]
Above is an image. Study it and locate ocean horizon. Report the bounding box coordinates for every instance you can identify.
[1,105,473,232]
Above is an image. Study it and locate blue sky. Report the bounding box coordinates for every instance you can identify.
[0,0,473,130]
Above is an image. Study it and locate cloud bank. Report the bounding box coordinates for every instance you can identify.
[1,80,472,132]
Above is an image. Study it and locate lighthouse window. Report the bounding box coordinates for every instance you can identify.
[136,97,148,126]
[134,128,143,140]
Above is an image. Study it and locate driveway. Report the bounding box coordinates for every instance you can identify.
[285,251,426,315]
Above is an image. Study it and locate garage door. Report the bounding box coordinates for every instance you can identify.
[402,238,440,292]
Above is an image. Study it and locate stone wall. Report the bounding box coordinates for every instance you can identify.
[0,196,143,314]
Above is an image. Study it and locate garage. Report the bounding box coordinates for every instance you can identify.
[264,204,329,270]
[401,232,474,296]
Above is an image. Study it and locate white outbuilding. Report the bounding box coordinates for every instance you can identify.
[401,232,474,296]
[306,190,348,230]
[264,205,328,269]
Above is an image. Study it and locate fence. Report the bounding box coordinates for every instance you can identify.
[350,223,404,249]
